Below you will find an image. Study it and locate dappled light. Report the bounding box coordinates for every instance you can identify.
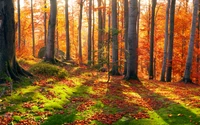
[0,0,200,124]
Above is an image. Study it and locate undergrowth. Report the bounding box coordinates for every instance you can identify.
[0,59,200,125]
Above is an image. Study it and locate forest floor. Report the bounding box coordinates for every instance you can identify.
[0,58,200,125]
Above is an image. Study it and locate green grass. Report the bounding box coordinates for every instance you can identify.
[0,60,200,125]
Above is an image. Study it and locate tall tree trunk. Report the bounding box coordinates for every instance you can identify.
[31,0,35,57]
[17,0,21,50]
[65,0,70,60]
[182,0,199,83]
[0,0,32,81]
[78,0,84,64]
[123,0,128,75]
[111,0,120,75]
[92,0,95,65]
[45,0,57,63]
[44,0,47,46]
[136,0,140,75]
[149,0,157,80]
[98,0,103,67]
[107,0,111,82]
[197,3,200,83]
[125,0,138,80]
[160,0,170,81]
[87,0,92,65]
[166,0,176,82]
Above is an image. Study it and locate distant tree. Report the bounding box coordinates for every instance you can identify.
[160,0,170,81]
[166,0,176,82]
[92,0,95,65]
[149,0,157,80]
[123,0,128,75]
[182,0,199,83]
[97,0,103,67]
[125,0,138,80]
[44,0,47,46]
[45,0,57,63]
[31,0,35,57]
[17,0,21,50]
[111,0,120,75]
[0,0,31,80]
[78,0,84,64]
[87,0,92,65]
[65,0,70,60]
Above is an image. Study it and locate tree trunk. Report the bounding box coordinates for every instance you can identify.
[125,0,138,80]
[78,0,84,64]
[87,0,92,65]
[182,0,199,83]
[166,0,176,82]
[0,0,32,81]
[123,0,128,75]
[111,0,120,75]
[31,0,35,57]
[44,0,47,46]
[149,0,157,80]
[17,0,21,50]
[160,0,170,81]
[65,0,70,60]
[98,0,103,67]
[92,0,95,65]
[45,0,57,63]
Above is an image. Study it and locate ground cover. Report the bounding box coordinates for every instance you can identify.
[0,59,200,125]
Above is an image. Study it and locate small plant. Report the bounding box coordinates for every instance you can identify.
[57,69,69,79]
[29,62,68,79]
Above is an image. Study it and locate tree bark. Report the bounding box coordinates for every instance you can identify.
[45,0,57,63]
[87,0,92,65]
[98,0,103,67]
[111,0,120,75]
[44,0,47,46]
[149,0,157,80]
[125,0,138,80]
[182,0,199,83]
[123,0,128,75]
[166,0,176,82]
[17,0,21,50]
[160,0,170,81]
[31,0,35,57]
[65,0,70,60]
[78,0,84,64]
[92,0,95,65]
[0,0,32,81]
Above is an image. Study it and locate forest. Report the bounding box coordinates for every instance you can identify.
[0,0,200,124]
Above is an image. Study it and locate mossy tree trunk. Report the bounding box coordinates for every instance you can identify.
[0,0,32,81]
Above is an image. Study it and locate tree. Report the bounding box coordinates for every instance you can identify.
[149,0,157,79]
[160,0,170,81]
[111,0,120,75]
[0,0,31,80]
[44,0,47,46]
[125,0,138,80]
[78,0,84,64]
[92,0,95,65]
[97,0,103,66]
[65,0,70,60]
[123,0,128,75]
[45,0,57,63]
[166,0,176,82]
[17,0,21,50]
[87,0,92,65]
[182,0,199,83]
[31,0,35,57]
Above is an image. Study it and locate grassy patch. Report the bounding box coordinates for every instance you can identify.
[1,59,200,125]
